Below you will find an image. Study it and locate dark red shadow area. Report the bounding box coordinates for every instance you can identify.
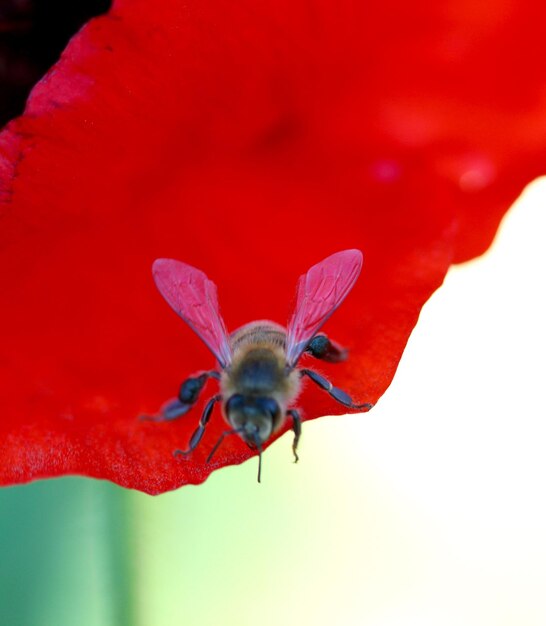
[1,0,545,493]
[0,0,111,126]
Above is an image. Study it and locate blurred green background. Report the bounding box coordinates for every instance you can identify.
[1,418,425,626]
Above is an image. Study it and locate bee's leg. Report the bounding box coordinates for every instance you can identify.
[174,394,223,457]
[286,409,302,463]
[142,397,193,422]
[300,369,373,411]
[305,334,348,363]
[141,370,220,422]
[206,426,244,464]
[179,371,221,405]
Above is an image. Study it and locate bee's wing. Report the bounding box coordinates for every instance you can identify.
[152,259,233,368]
[285,249,363,367]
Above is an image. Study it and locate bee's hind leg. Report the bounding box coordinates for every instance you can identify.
[286,409,302,463]
[300,368,373,411]
[140,397,194,422]
[305,334,348,363]
[179,371,221,406]
[141,370,220,422]
[174,394,222,457]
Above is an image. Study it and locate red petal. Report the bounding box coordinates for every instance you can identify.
[1,0,545,493]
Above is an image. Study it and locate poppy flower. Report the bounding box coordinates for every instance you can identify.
[1,0,545,494]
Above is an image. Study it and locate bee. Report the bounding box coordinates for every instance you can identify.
[149,249,372,481]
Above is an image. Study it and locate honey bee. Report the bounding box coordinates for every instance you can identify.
[149,249,372,481]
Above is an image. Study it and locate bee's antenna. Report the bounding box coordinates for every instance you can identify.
[257,444,263,483]
[251,433,263,484]
[206,427,244,464]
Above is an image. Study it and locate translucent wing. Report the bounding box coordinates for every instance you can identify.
[152,259,233,368]
[285,249,363,367]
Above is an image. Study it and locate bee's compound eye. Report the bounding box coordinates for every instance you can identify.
[225,394,245,415]
[225,394,247,429]
[255,397,280,421]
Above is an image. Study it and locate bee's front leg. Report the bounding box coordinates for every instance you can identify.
[287,409,302,463]
[174,394,223,457]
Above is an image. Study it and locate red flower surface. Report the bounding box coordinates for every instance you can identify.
[1,0,545,494]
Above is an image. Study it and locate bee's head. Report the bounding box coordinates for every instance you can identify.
[225,394,280,446]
